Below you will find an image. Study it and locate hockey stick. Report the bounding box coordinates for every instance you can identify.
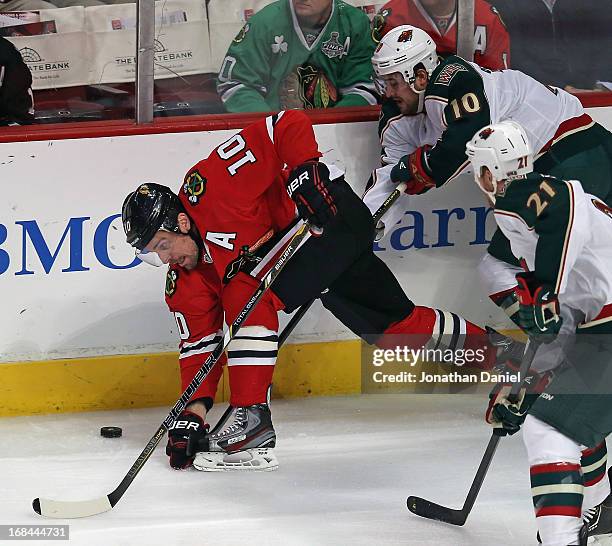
[278,300,314,346]
[33,181,407,518]
[32,221,315,519]
[276,181,408,346]
[407,338,541,526]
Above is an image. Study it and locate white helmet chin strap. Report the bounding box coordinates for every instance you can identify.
[413,87,425,113]
[483,184,497,205]
[406,70,426,113]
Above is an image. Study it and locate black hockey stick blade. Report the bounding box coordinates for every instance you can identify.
[407,432,502,526]
[407,496,470,526]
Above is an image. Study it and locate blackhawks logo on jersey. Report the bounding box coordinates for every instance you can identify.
[183,169,206,205]
[233,23,250,43]
[297,64,338,109]
[165,269,178,297]
[371,8,391,43]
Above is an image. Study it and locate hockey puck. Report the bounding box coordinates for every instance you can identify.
[100,426,122,438]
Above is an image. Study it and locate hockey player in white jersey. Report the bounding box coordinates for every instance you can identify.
[366,31,612,497]
[366,25,612,309]
[467,120,612,546]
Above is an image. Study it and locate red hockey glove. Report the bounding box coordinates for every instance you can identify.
[286,161,339,228]
[391,149,436,195]
[166,410,209,469]
[515,272,563,343]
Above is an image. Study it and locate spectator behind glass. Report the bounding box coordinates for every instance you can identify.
[217,0,378,113]
[0,36,33,125]
[371,0,510,70]
[491,0,612,92]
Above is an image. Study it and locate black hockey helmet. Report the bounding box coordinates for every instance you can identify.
[122,183,185,250]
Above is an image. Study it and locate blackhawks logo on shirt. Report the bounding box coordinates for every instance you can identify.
[165,269,178,297]
[297,64,338,109]
[371,8,391,43]
[233,23,250,43]
[183,169,206,205]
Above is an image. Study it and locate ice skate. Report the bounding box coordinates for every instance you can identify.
[585,469,612,544]
[193,403,278,472]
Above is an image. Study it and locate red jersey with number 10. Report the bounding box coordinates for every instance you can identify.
[178,110,321,281]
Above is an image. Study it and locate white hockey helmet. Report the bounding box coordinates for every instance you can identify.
[371,25,438,92]
[465,121,533,202]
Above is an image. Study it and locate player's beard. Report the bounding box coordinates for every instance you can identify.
[177,237,200,270]
[395,94,420,115]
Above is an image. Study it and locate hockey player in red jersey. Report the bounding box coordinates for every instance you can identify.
[371,0,510,70]
[122,110,511,472]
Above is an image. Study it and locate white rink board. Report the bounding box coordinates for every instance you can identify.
[1,107,611,362]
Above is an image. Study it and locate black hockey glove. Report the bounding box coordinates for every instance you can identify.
[286,161,338,228]
[166,410,209,469]
[485,364,552,436]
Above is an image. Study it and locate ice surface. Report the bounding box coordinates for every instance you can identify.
[0,395,539,545]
